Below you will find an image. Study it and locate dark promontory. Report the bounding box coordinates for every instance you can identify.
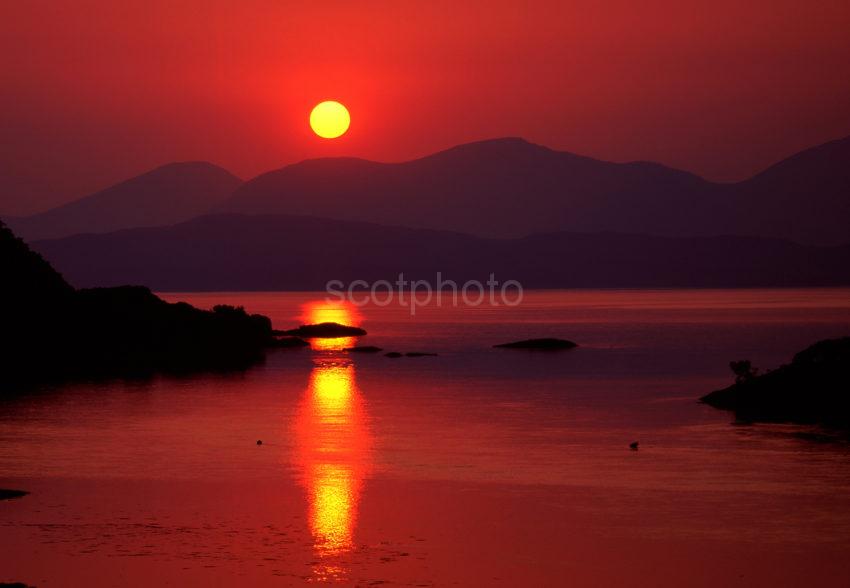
[1,219,276,385]
[701,337,850,427]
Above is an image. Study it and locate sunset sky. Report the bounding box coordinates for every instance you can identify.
[3,0,850,214]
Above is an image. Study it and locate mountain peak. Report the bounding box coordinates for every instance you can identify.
[7,161,243,241]
[147,161,242,180]
[426,136,553,159]
[219,135,850,245]
[750,134,850,182]
[453,136,541,149]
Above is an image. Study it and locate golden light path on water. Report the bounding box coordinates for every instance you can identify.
[293,300,372,581]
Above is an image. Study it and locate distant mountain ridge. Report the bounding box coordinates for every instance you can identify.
[7,162,242,241]
[29,213,850,291]
[219,138,721,241]
[7,135,850,245]
[218,135,850,246]
[726,135,850,246]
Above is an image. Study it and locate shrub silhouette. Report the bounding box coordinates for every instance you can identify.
[729,360,758,384]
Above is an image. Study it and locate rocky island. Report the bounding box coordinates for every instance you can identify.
[279,322,367,338]
[345,345,384,353]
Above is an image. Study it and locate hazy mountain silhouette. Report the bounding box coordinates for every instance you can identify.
[219,138,721,240]
[7,162,242,241]
[8,136,850,246]
[218,136,850,246]
[727,136,850,245]
[31,213,850,291]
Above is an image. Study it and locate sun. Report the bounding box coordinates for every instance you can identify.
[309,101,350,139]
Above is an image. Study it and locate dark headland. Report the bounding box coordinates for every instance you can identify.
[701,337,850,427]
[0,220,277,386]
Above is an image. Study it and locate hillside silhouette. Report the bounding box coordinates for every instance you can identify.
[727,136,850,245]
[219,138,720,241]
[30,213,850,291]
[7,162,242,241]
[0,220,273,386]
[218,136,850,246]
[7,136,850,246]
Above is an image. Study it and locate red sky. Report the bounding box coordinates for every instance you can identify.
[2,0,850,215]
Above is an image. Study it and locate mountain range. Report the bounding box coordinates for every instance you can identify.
[5,135,850,246]
[4,135,850,291]
[29,213,850,291]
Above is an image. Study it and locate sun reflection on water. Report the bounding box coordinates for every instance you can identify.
[294,359,373,581]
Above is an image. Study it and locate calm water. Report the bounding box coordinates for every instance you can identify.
[2,289,850,586]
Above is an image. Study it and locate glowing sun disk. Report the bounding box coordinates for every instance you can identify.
[310,101,350,139]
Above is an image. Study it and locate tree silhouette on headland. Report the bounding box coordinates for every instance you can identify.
[702,337,850,427]
[729,360,759,384]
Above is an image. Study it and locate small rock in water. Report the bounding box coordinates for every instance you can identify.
[0,489,29,500]
[629,441,639,450]
[346,345,384,353]
[256,440,263,446]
